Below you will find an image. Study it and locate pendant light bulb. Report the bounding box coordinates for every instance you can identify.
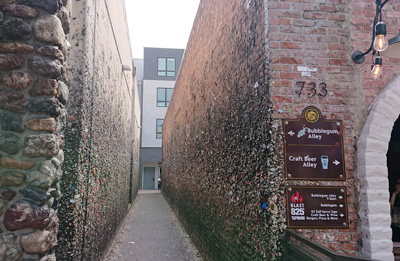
[374,22,388,52]
[371,56,383,79]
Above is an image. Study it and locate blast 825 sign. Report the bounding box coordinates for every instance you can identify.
[286,186,349,229]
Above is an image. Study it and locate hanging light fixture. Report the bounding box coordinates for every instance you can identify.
[371,56,383,79]
[373,22,388,52]
[351,0,394,79]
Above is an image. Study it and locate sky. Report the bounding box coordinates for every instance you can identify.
[124,0,201,59]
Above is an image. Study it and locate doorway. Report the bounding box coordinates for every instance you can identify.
[143,167,155,189]
[388,116,400,243]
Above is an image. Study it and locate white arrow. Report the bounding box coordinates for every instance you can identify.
[339,196,343,199]
[339,204,344,208]
[288,131,295,136]
[333,160,340,166]
[340,214,344,217]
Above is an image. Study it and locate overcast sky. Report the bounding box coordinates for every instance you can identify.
[124,0,201,59]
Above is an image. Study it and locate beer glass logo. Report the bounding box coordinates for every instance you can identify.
[321,155,329,170]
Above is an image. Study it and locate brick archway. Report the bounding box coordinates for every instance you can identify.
[358,76,400,260]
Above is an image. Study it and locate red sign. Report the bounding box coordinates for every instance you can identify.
[283,106,345,180]
[286,186,349,229]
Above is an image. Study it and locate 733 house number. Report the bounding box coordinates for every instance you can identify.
[295,81,328,97]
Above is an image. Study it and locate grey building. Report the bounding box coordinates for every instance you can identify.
[138,47,184,189]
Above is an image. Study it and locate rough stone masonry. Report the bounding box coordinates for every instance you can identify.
[0,0,69,260]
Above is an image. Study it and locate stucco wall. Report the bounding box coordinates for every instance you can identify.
[142,80,175,148]
[57,0,140,260]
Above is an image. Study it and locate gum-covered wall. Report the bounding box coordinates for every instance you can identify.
[56,0,140,260]
[162,0,286,260]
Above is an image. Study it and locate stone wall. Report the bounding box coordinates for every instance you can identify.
[162,0,285,260]
[55,0,140,260]
[0,0,139,259]
[0,0,69,260]
[163,0,400,260]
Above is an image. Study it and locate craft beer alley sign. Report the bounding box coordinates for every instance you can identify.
[286,186,349,229]
[283,106,345,180]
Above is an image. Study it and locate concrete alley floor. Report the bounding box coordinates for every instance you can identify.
[105,190,202,261]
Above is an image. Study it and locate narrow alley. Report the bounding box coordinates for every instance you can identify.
[1,0,400,260]
[105,190,202,261]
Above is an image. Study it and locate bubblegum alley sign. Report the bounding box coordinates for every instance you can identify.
[286,186,348,229]
[283,106,345,180]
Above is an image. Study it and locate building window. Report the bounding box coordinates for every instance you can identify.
[157,88,173,107]
[156,119,164,139]
[158,58,175,77]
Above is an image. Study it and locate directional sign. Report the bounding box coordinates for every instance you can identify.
[283,106,345,180]
[286,186,349,229]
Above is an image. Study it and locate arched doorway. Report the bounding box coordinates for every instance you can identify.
[358,76,400,260]
[388,116,400,243]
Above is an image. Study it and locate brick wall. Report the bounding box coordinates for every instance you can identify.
[163,0,287,260]
[163,0,400,260]
[269,0,400,257]
[269,0,361,255]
